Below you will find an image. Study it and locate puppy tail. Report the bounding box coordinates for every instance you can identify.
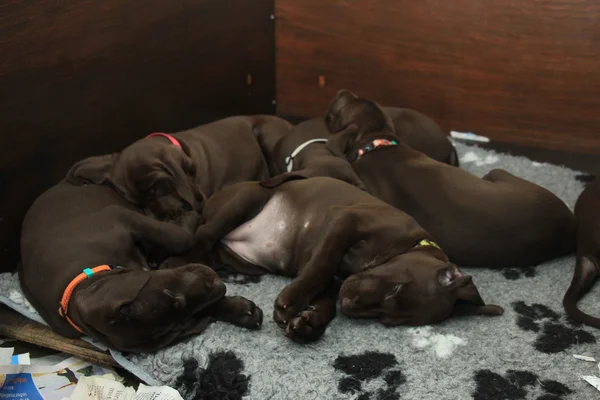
[563,255,600,328]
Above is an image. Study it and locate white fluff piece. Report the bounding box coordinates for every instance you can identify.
[408,326,467,359]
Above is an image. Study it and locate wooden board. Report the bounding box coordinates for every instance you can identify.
[0,0,275,272]
[276,0,600,154]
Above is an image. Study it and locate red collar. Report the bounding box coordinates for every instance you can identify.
[145,132,182,149]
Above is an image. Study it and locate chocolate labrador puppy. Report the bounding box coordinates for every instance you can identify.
[262,109,456,189]
[66,116,292,220]
[563,177,600,328]
[20,180,262,353]
[193,175,503,343]
[325,90,576,268]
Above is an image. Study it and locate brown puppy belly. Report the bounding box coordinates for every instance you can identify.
[220,192,299,275]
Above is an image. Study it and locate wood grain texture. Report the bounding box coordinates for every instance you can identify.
[0,0,275,271]
[0,305,118,367]
[276,0,600,153]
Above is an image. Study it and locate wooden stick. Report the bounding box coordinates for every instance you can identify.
[0,305,118,367]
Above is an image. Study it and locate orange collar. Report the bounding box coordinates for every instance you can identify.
[58,265,113,333]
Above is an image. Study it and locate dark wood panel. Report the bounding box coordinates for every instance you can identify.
[0,0,275,272]
[276,0,600,153]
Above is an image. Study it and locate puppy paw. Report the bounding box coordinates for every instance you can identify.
[224,296,263,330]
[273,291,308,326]
[178,211,202,233]
[193,227,217,255]
[284,308,326,343]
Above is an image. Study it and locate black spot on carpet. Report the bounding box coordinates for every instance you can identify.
[339,377,362,394]
[175,351,250,400]
[506,370,537,388]
[576,173,596,184]
[473,369,573,400]
[512,301,595,353]
[334,351,406,400]
[501,266,537,280]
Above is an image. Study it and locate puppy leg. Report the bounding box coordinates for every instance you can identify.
[109,206,200,255]
[482,168,519,183]
[280,284,337,343]
[274,209,360,322]
[194,182,271,254]
[207,296,263,329]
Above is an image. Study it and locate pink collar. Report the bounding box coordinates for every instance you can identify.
[145,132,182,149]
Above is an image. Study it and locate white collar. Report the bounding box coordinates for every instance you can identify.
[284,138,328,172]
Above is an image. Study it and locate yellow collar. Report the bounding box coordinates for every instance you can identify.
[414,239,441,250]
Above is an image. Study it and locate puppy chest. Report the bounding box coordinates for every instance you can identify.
[221,193,299,273]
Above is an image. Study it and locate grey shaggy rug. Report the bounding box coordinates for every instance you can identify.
[2,141,599,400]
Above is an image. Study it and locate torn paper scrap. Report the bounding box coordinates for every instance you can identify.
[66,375,183,400]
[582,375,600,392]
[0,348,13,365]
[69,374,136,400]
[135,383,184,400]
[10,353,31,365]
[573,354,596,362]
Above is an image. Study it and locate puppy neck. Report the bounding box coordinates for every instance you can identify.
[408,239,449,262]
[59,266,122,334]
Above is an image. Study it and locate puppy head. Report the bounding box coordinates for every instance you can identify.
[71,264,225,352]
[325,89,394,135]
[324,90,395,160]
[339,250,503,326]
[67,139,204,220]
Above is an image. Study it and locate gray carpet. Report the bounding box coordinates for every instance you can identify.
[2,141,599,400]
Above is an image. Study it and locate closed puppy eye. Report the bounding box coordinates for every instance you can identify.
[384,284,403,301]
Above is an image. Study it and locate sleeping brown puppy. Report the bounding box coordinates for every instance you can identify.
[261,109,457,189]
[193,175,503,343]
[66,116,292,221]
[20,180,263,353]
[325,89,576,268]
[563,177,600,328]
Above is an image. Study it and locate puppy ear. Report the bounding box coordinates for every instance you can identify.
[172,167,196,207]
[326,124,360,161]
[453,303,504,317]
[72,271,150,332]
[66,153,117,185]
[453,277,504,317]
[454,276,485,306]
[325,89,358,133]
